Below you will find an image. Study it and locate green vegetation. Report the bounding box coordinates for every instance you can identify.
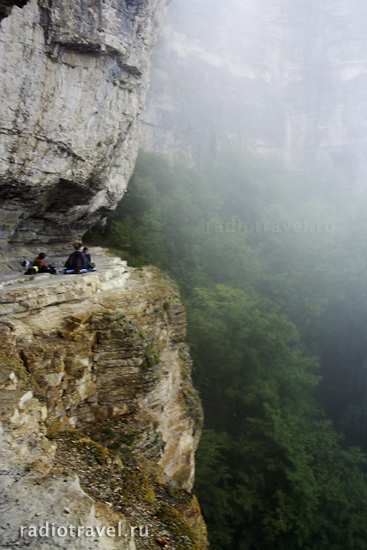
[144,344,160,368]
[88,149,367,549]
[157,503,201,549]
[53,427,206,549]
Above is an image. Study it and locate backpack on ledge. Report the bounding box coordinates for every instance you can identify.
[24,265,39,275]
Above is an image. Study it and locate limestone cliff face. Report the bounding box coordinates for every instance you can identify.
[140,0,367,186]
[0,250,207,549]
[0,0,166,245]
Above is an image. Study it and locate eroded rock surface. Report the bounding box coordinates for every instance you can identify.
[0,250,207,549]
[0,0,166,245]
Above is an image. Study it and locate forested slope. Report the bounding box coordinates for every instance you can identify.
[89,149,367,550]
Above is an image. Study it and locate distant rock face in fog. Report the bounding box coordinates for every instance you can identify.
[139,0,367,186]
[0,0,165,244]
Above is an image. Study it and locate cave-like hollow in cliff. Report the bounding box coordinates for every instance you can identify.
[0,0,29,21]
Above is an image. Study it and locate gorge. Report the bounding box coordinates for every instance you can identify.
[2,0,367,549]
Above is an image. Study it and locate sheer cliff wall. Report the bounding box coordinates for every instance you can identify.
[0,252,207,549]
[140,0,367,187]
[0,0,166,246]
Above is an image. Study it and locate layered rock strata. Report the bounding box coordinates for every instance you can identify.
[0,0,166,245]
[0,250,206,549]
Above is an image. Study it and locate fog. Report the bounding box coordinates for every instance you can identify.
[140,0,367,186]
[133,1,367,548]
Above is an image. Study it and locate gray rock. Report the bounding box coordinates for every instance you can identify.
[0,0,166,244]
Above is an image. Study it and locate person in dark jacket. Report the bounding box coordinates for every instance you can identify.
[65,242,88,273]
[83,247,95,271]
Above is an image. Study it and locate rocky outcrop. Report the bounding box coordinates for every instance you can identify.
[0,249,207,549]
[0,0,166,245]
[140,0,367,187]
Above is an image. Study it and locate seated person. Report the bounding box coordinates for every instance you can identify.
[33,253,50,273]
[65,242,89,274]
[83,247,96,271]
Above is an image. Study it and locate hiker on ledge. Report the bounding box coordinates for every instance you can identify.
[33,253,51,273]
[65,242,89,274]
[83,247,96,271]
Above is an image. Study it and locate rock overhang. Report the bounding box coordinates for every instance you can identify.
[0,0,166,245]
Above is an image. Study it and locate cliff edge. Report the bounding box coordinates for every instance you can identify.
[0,249,207,549]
